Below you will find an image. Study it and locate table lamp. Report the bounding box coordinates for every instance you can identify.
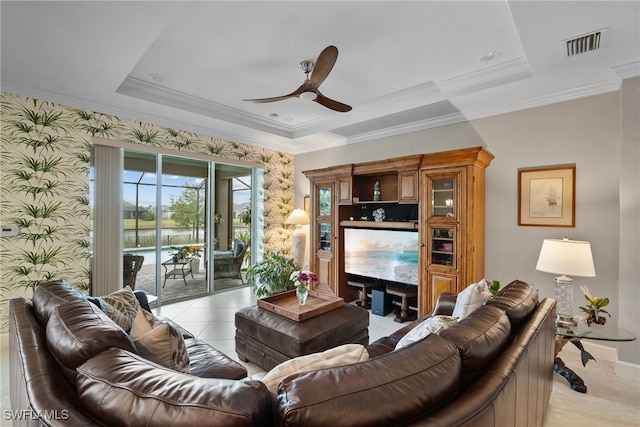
[535,237,596,327]
[285,208,309,269]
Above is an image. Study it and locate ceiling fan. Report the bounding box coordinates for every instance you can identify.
[244,45,352,112]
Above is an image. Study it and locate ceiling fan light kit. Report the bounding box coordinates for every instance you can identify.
[299,92,317,101]
[243,45,352,112]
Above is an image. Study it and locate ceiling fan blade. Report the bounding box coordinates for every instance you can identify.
[243,94,296,103]
[243,82,309,103]
[309,46,338,86]
[315,91,352,112]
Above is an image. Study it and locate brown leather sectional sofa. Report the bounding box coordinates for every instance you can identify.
[9,279,555,426]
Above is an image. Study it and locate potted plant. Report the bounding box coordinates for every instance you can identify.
[489,280,501,296]
[187,246,202,272]
[238,206,251,227]
[579,285,611,326]
[246,252,298,297]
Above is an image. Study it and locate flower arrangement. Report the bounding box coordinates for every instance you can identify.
[171,246,202,260]
[579,285,611,326]
[289,270,318,293]
[186,246,202,258]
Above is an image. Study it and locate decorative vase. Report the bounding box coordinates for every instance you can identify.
[373,181,381,201]
[296,286,308,305]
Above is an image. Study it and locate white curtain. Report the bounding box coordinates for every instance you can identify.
[92,144,123,296]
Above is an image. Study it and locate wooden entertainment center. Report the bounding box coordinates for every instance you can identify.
[303,146,494,317]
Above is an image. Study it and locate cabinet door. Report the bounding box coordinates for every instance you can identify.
[313,181,337,295]
[425,171,461,220]
[398,170,419,203]
[338,177,352,205]
[429,226,457,269]
[427,272,457,310]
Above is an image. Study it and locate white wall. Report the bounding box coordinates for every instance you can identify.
[295,87,639,367]
[618,77,640,368]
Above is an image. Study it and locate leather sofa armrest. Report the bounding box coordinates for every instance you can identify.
[432,292,457,316]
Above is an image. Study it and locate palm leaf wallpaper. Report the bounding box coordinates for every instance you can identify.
[0,92,295,326]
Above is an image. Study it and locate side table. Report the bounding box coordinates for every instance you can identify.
[554,322,636,393]
[162,258,193,287]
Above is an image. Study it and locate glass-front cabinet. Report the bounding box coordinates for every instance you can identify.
[431,178,456,218]
[422,166,466,313]
[430,227,456,267]
[312,180,337,295]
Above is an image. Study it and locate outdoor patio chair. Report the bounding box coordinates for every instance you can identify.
[213,239,247,284]
[123,254,144,290]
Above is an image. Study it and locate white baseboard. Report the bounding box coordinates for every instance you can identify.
[616,360,640,382]
[563,340,640,381]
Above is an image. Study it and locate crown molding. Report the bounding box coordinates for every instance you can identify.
[345,111,467,145]
[117,76,295,138]
[437,58,532,97]
[461,78,621,121]
[612,61,640,80]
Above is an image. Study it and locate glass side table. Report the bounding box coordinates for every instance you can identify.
[554,322,636,393]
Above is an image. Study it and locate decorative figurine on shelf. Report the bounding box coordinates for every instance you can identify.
[373,181,381,201]
[372,208,386,222]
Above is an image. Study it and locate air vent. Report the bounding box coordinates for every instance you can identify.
[563,29,606,57]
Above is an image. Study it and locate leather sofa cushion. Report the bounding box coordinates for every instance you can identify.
[262,344,369,394]
[77,348,272,427]
[485,279,538,328]
[185,338,248,379]
[277,334,460,427]
[33,280,86,323]
[46,299,137,385]
[9,298,100,426]
[438,304,511,391]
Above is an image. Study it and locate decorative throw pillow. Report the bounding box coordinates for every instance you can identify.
[130,308,190,373]
[395,315,458,350]
[260,344,368,394]
[98,286,140,331]
[452,279,492,320]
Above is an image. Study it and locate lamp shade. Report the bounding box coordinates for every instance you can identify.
[285,208,309,226]
[535,238,596,278]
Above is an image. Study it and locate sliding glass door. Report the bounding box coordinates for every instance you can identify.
[158,155,210,302]
[91,144,259,305]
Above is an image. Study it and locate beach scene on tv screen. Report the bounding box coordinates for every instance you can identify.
[344,228,419,285]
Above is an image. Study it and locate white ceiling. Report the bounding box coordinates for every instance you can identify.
[2,1,638,154]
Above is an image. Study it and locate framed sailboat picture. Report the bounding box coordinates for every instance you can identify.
[518,165,576,227]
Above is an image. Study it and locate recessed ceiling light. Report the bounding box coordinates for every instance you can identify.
[269,113,279,119]
[480,51,501,63]
[148,73,167,82]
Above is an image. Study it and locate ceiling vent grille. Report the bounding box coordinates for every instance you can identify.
[564,29,606,57]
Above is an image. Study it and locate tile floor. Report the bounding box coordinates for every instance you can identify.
[150,286,405,377]
[1,286,638,426]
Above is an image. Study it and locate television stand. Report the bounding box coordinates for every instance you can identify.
[347,280,381,309]
[386,284,418,323]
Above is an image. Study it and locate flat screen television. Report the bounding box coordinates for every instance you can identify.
[343,228,419,285]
